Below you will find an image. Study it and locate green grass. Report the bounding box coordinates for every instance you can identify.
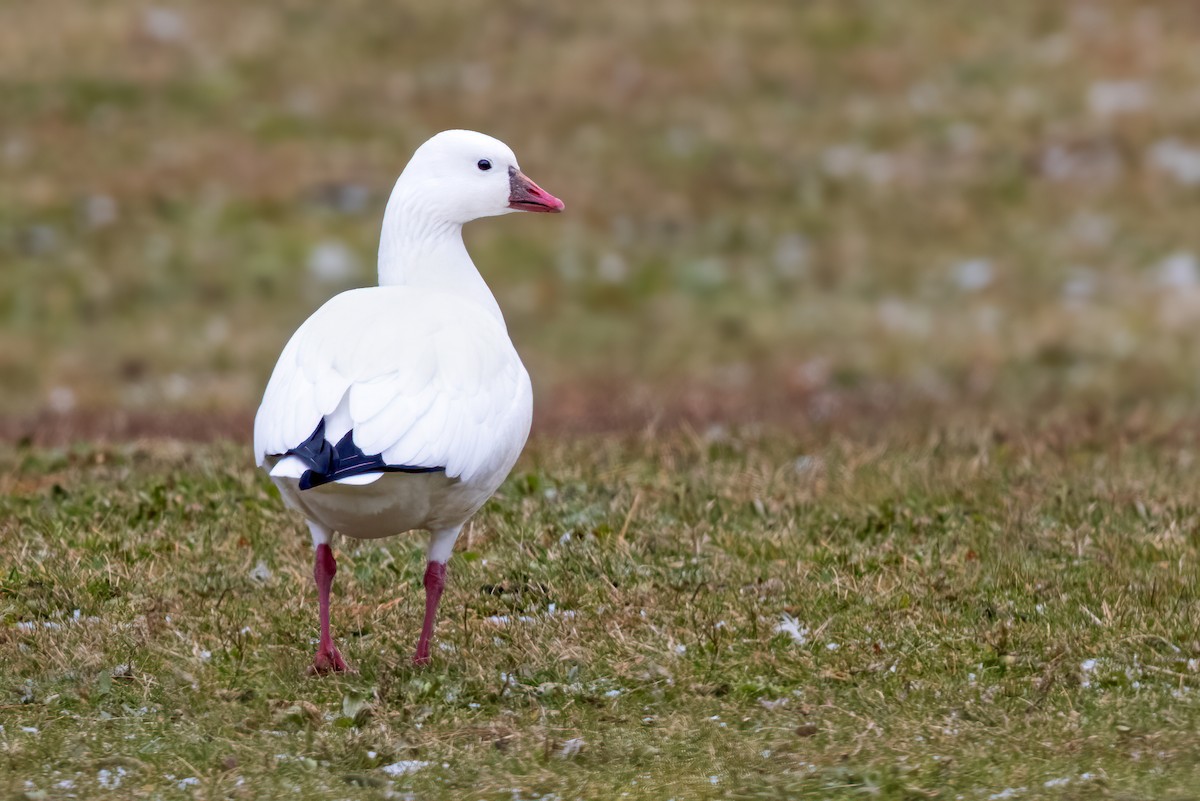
[3,417,1200,799]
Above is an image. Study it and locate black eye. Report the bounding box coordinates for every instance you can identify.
[477,159,492,171]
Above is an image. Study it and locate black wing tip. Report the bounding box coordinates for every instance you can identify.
[283,421,446,491]
[298,470,324,491]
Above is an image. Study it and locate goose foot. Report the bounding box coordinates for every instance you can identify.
[309,645,352,675]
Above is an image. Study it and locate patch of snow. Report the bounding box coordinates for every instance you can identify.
[380,761,428,777]
[1061,268,1097,305]
[163,373,191,402]
[142,7,188,43]
[1088,80,1150,118]
[48,387,76,414]
[97,767,127,789]
[80,194,119,229]
[1080,658,1098,688]
[21,224,59,256]
[821,145,897,187]
[557,737,585,758]
[877,298,933,337]
[1040,144,1122,184]
[987,787,1026,800]
[1155,251,1199,289]
[952,258,993,292]
[307,239,359,284]
[4,136,28,165]
[821,144,864,178]
[773,233,809,278]
[1148,139,1200,186]
[597,252,628,284]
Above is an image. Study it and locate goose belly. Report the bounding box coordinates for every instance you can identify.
[273,471,499,540]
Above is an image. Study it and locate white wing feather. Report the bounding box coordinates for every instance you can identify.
[253,287,531,485]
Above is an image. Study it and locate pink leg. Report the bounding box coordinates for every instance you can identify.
[412,561,447,666]
[310,543,351,674]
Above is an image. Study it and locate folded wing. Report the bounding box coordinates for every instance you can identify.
[254,287,531,487]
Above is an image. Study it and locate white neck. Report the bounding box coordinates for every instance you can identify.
[376,185,505,325]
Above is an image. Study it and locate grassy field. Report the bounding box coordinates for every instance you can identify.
[6,0,1200,417]
[3,412,1200,799]
[5,0,1200,798]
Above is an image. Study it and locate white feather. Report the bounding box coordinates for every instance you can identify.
[332,472,385,486]
[255,287,532,489]
[269,456,308,479]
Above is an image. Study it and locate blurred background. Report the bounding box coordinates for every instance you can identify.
[4,0,1200,436]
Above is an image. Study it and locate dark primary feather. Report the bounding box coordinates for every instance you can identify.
[282,419,445,491]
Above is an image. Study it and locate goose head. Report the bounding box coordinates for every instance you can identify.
[396,130,564,224]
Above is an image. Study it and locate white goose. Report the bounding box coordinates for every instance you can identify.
[254,130,563,670]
